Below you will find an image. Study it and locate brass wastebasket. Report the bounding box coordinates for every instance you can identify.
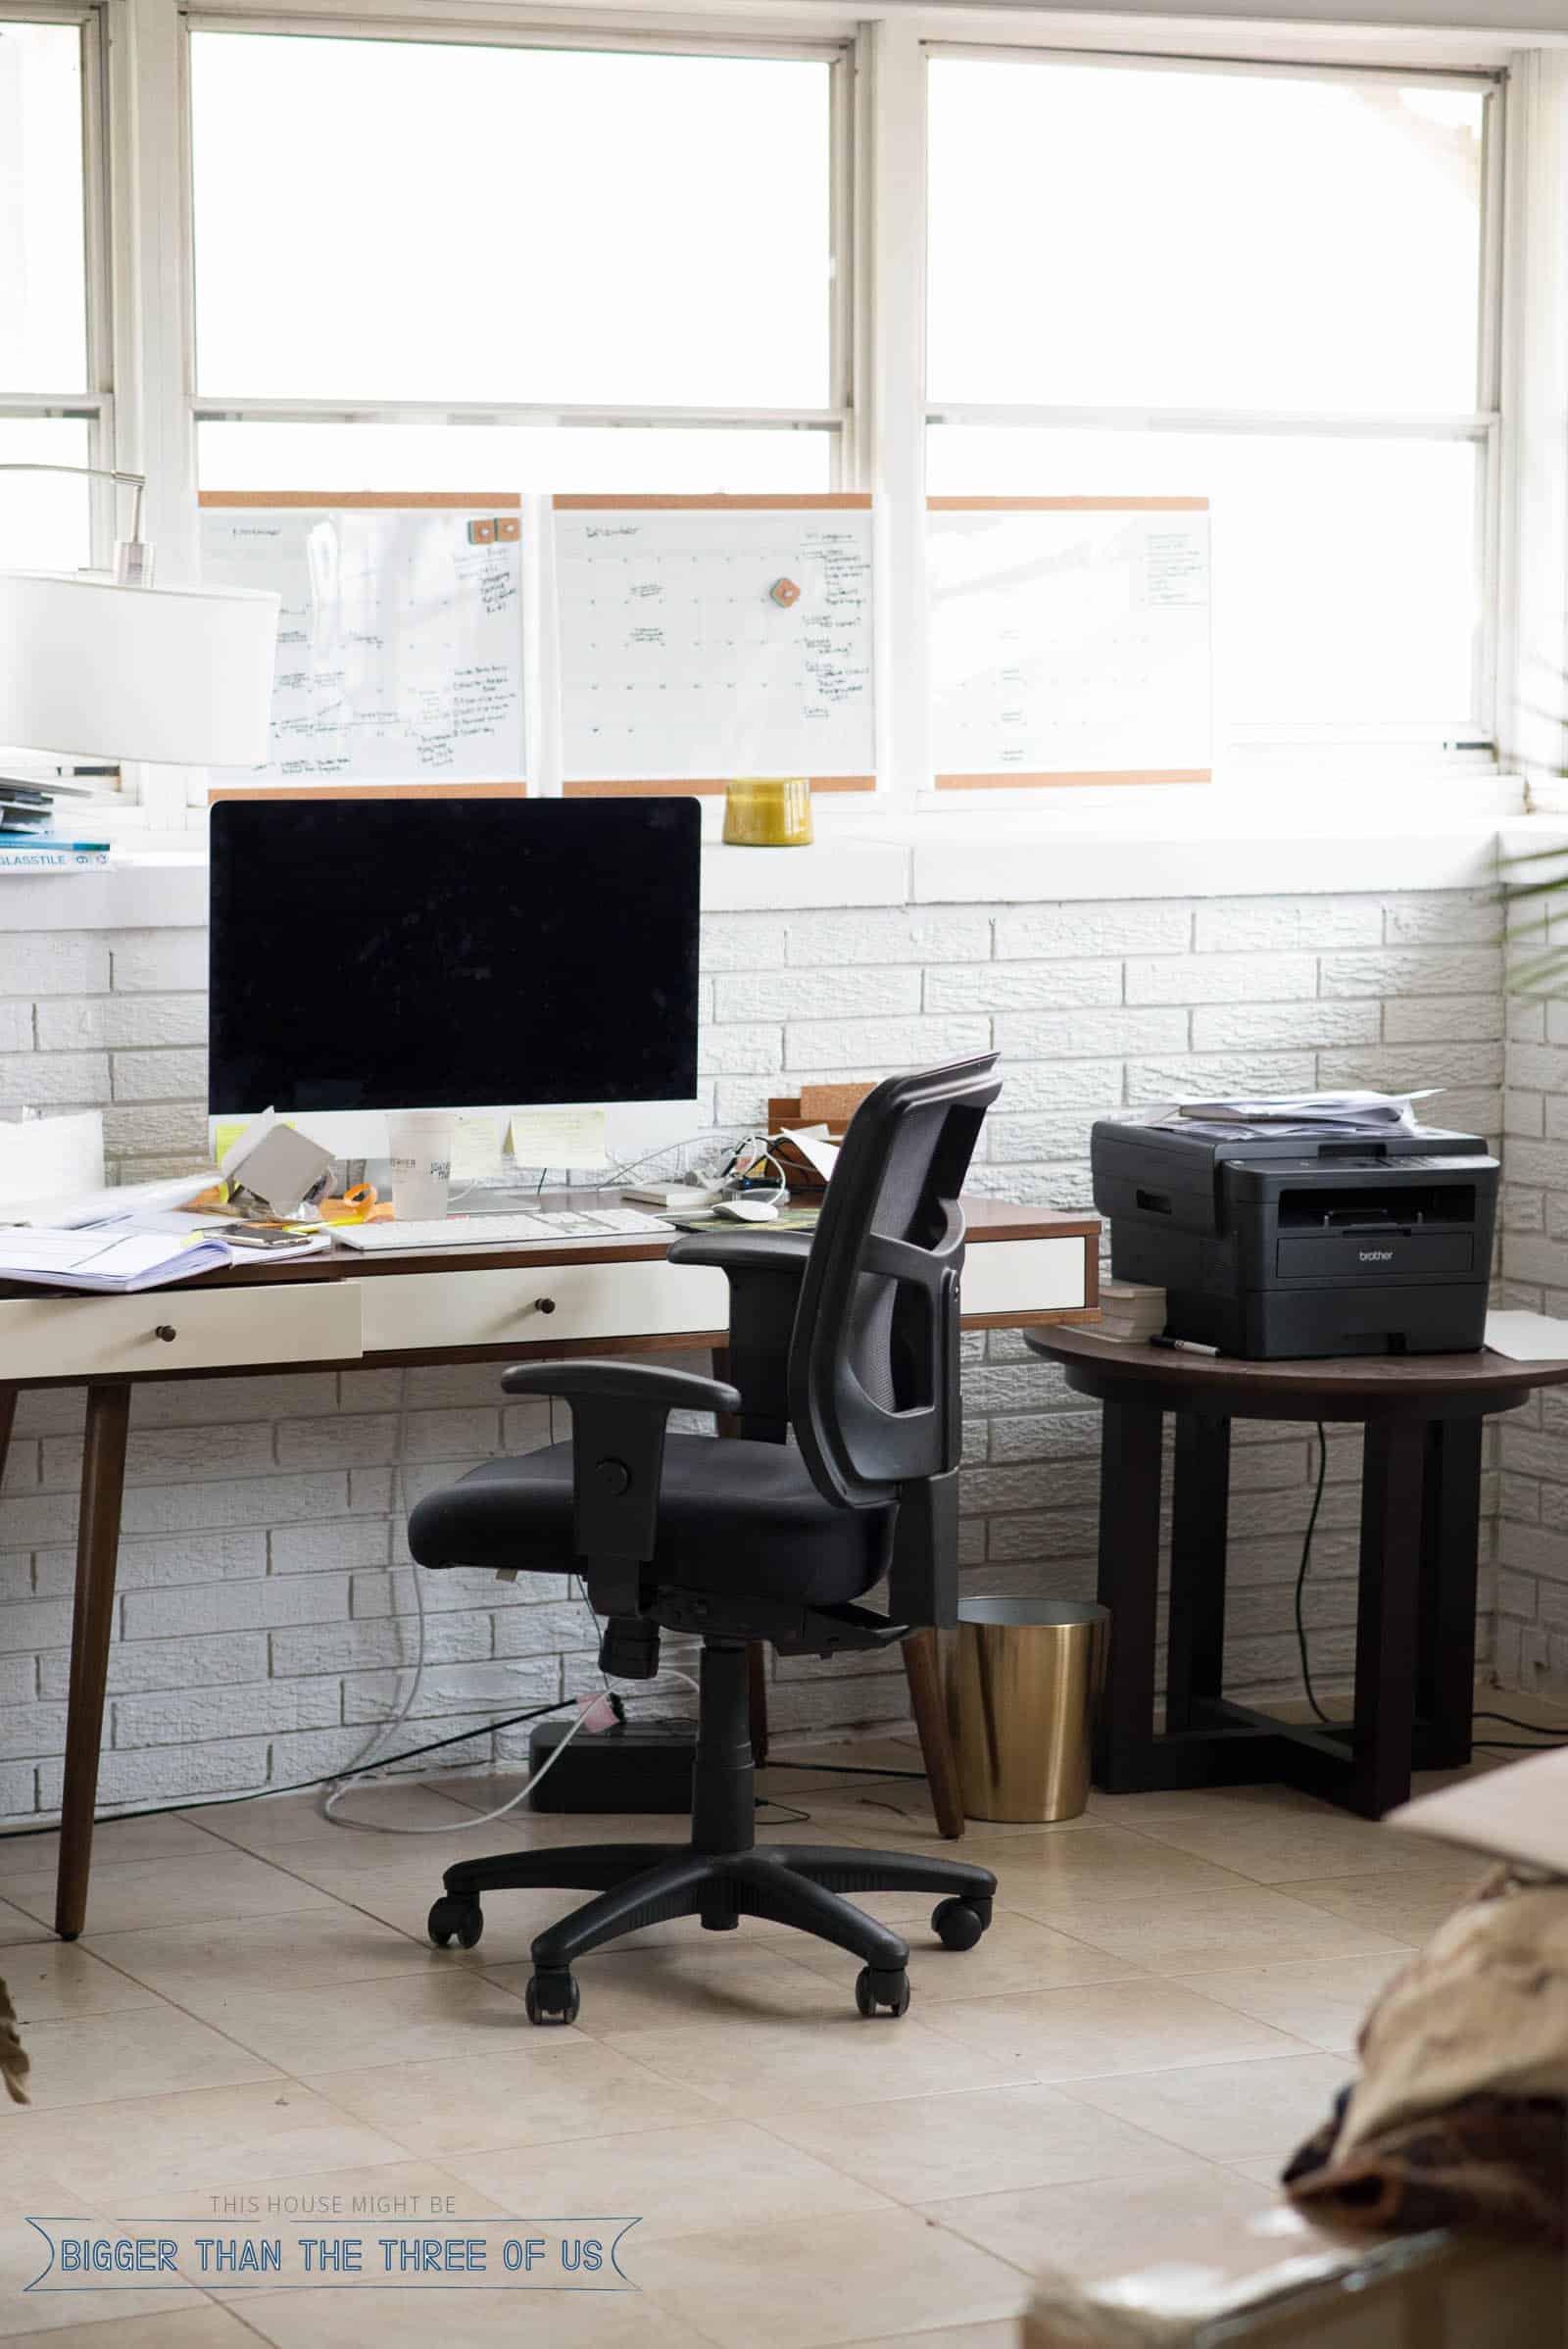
[952,1598,1110,1824]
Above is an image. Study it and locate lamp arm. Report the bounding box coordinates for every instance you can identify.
[0,465,149,579]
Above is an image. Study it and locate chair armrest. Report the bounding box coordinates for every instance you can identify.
[499,1359,740,1612]
[501,1360,741,1414]
[667,1230,812,1440]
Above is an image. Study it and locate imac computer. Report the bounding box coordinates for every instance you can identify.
[208,797,703,1163]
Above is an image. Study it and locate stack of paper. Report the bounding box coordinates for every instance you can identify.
[1099,1280,1166,1344]
[0,1229,233,1293]
[1173,1091,1442,1136]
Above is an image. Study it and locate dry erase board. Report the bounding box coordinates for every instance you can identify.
[198,493,525,785]
[928,499,1211,788]
[553,495,874,794]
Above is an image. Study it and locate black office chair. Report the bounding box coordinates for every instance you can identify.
[407,1055,1003,2024]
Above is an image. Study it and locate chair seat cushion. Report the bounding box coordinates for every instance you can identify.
[407,1436,895,1606]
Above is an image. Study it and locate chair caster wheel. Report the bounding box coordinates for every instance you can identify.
[855,1965,910,2018]
[524,1970,580,2026]
[427,1894,483,1950]
[932,1896,990,1951]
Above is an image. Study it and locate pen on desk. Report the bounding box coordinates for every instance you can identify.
[1150,1334,1221,1356]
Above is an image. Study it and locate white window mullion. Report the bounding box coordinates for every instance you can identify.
[866,16,928,807]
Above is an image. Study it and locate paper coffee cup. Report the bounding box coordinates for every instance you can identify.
[387,1111,454,1222]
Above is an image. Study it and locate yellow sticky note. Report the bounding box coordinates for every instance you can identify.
[451,1114,505,1182]
[506,1106,609,1169]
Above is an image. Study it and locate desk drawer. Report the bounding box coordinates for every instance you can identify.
[362,1258,730,1357]
[0,1280,363,1383]
[960,1237,1089,1321]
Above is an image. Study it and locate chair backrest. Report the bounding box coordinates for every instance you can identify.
[788,1054,1001,1510]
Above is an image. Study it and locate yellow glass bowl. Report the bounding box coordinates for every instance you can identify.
[723,776,813,848]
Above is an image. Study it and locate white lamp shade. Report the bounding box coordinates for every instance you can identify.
[0,569,280,766]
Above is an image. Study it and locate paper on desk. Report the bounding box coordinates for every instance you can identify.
[0,1227,233,1291]
[1485,1310,1568,1362]
[507,1106,608,1169]
[0,1109,103,1210]
[782,1124,840,1184]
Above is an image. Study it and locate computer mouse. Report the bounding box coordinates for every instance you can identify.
[715,1198,780,1222]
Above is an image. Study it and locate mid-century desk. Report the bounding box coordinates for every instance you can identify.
[0,1195,1099,1939]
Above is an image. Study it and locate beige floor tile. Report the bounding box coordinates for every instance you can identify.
[447,2115,894,2243]
[848,2329,1019,2349]
[186,1784,487,1856]
[153,2156,506,2227]
[947,1827,1256,1915]
[1,1939,160,2027]
[0,1901,56,1947]
[1168,1951,1408,2054]
[1282,1866,1491,1945]
[233,2285,708,2348]
[482,1945,844,2031]
[920,2160,1269,2285]
[915,1979,1312,2081]
[0,1813,221,1879]
[3,1853,337,1939]
[1227,2151,1295,2187]
[1114,1804,1470,1885]
[0,2308,256,2349]
[301,2035,716,2158]
[633,2207,1030,2349]
[192,1969,538,2077]
[783,1906,1144,2003]
[15,2003,280,2112]
[1055,1887,1408,1974]
[761,2081,1193,2204]
[600,2006,1032,2117]
[83,1906,447,2017]
[8,2078,411,2203]
[1061,2051,1349,2160]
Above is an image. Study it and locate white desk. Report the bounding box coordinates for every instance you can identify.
[0,1195,1100,1937]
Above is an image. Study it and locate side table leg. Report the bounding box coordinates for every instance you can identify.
[56,1384,131,1939]
[1096,1397,1165,1791]
[1350,1418,1427,1819]
[1418,1417,1483,1769]
[1166,1412,1231,1733]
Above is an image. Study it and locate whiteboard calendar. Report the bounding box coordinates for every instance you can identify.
[928,500,1211,787]
[198,496,525,783]
[554,497,875,788]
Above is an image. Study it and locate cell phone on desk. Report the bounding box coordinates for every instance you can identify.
[216,1226,315,1250]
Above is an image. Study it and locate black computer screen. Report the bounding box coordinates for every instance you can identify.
[208,798,701,1112]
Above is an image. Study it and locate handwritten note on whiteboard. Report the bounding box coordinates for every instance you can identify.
[929,500,1211,787]
[199,498,525,783]
[554,498,874,788]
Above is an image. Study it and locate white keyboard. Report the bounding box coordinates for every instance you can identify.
[334,1207,673,1252]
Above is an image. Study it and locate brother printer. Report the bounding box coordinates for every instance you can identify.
[1092,1111,1500,1360]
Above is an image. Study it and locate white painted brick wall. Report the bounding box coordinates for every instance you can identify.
[0,883,1508,1820]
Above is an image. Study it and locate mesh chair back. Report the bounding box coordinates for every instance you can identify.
[788,1054,1001,1509]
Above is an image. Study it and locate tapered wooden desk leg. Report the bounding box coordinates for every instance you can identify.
[56,1384,130,1940]
[904,1629,964,1839]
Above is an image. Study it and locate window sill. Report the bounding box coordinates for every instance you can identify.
[0,776,1526,930]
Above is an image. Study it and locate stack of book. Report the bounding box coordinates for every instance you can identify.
[1098,1279,1166,1344]
[0,776,112,870]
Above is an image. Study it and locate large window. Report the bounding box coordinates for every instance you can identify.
[189,29,845,496]
[0,15,97,574]
[926,51,1498,756]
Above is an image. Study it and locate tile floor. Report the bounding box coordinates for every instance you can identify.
[0,1703,1557,2349]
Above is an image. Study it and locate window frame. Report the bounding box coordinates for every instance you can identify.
[917,37,1509,792]
[0,4,122,704]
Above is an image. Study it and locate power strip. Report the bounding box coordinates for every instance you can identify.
[526,1718,695,1813]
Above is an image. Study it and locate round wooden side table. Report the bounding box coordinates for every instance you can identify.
[1023,1328,1568,1818]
